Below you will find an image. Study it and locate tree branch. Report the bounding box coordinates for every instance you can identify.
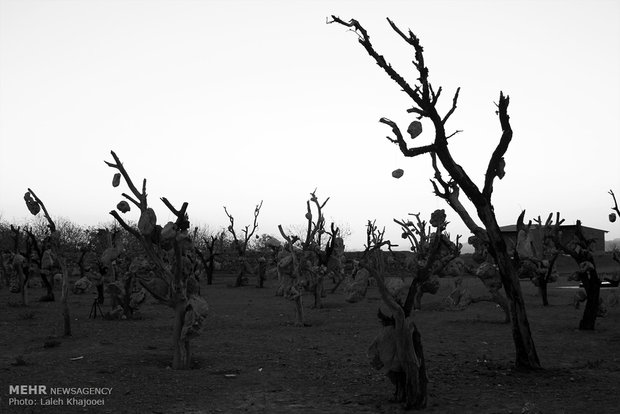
[482,92,512,199]
[610,190,620,217]
[329,16,424,106]
[380,118,435,157]
[442,87,461,124]
[429,154,486,239]
[26,188,56,233]
[105,150,147,209]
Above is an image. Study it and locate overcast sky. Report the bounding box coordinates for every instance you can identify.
[1,0,619,251]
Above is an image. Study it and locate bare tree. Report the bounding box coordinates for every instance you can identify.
[363,220,427,409]
[512,211,559,306]
[536,213,601,330]
[224,201,263,287]
[23,189,71,336]
[193,229,223,286]
[394,209,461,311]
[105,151,208,369]
[8,224,30,305]
[278,190,342,309]
[276,227,307,326]
[330,16,540,369]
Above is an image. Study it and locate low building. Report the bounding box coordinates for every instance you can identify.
[500,224,607,254]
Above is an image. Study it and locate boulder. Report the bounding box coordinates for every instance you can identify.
[73,276,93,294]
[384,277,408,304]
[344,268,369,303]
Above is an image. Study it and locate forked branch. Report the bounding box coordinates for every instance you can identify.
[379,118,436,157]
[104,150,147,210]
[610,190,620,217]
[329,16,424,106]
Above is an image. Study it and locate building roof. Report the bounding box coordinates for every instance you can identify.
[499,224,608,233]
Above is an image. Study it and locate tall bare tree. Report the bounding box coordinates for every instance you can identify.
[330,16,540,369]
[224,201,263,287]
[105,151,208,369]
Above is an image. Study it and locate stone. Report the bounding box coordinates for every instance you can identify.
[73,276,93,294]
[407,120,422,139]
[391,169,404,179]
[112,173,121,187]
[138,208,157,235]
[117,200,130,213]
[344,268,369,303]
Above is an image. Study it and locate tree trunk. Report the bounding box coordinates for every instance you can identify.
[410,321,428,409]
[121,275,135,319]
[579,268,600,330]
[539,279,549,307]
[171,301,191,370]
[206,259,214,285]
[403,280,421,316]
[16,265,29,306]
[234,258,247,288]
[479,208,541,370]
[40,272,55,302]
[370,268,427,409]
[412,288,423,311]
[21,273,28,306]
[96,284,105,304]
[60,263,71,336]
[294,295,305,327]
[313,277,323,308]
[257,262,266,288]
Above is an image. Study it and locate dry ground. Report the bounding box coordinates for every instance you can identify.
[1,270,619,414]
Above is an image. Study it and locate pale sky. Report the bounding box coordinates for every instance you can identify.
[1,0,619,251]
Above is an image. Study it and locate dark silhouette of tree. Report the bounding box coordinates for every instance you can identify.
[537,213,601,330]
[330,16,540,369]
[224,201,263,287]
[23,188,71,335]
[363,220,427,409]
[105,151,208,369]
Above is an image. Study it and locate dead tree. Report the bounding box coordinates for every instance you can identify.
[363,221,427,409]
[395,209,461,311]
[278,190,342,309]
[537,213,601,330]
[105,151,208,369]
[8,225,30,304]
[276,227,308,326]
[224,201,263,287]
[194,229,223,285]
[23,225,56,302]
[330,16,540,369]
[23,189,71,335]
[512,211,559,306]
